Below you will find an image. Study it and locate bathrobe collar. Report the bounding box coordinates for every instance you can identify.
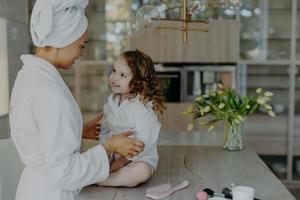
[20,54,66,87]
[108,94,153,113]
[109,94,140,109]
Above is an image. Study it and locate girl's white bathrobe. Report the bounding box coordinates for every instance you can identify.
[9,55,110,200]
[100,94,161,170]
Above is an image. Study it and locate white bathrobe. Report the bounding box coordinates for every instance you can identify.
[100,94,161,170]
[9,55,109,200]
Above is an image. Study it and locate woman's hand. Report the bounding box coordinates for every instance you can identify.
[82,114,102,140]
[103,132,144,158]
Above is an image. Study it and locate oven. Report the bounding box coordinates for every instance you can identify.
[182,65,236,101]
[155,65,183,102]
[155,65,236,102]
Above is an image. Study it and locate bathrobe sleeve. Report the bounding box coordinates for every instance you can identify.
[32,92,109,191]
[99,103,111,144]
[129,103,161,165]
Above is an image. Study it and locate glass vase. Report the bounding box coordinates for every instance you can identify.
[223,121,243,151]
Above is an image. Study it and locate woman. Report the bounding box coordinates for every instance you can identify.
[9,0,144,200]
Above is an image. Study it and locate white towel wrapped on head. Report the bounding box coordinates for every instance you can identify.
[30,0,89,48]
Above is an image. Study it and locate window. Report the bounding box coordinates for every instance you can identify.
[0,18,9,116]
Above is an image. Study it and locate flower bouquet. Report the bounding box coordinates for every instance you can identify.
[182,84,275,151]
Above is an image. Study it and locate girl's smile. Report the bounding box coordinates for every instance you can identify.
[109,56,133,99]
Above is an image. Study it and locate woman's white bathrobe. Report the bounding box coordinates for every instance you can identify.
[100,94,161,170]
[9,55,110,200]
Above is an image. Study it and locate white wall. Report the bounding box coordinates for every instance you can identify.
[0,18,9,117]
[0,0,30,139]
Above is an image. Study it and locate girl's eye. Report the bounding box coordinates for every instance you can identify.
[121,73,126,78]
[112,69,116,73]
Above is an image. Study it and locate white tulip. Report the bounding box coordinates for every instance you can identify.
[237,115,244,121]
[265,104,272,110]
[208,125,214,132]
[200,108,204,115]
[256,88,262,94]
[218,103,225,109]
[204,106,210,112]
[217,83,224,89]
[195,96,202,101]
[264,91,274,97]
[262,97,270,102]
[257,99,265,104]
[268,111,276,117]
[234,119,240,124]
[187,122,194,131]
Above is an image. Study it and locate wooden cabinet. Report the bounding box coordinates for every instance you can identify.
[129,19,239,63]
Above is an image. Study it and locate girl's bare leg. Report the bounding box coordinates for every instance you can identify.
[97,161,153,187]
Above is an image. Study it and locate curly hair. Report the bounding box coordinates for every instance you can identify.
[121,49,166,118]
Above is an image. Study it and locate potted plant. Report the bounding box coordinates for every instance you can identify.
[182,84,275,151]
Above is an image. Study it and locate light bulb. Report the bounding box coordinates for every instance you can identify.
[126,13,145,38]
[136,5,160,29]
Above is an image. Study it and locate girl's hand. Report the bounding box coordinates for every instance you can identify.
[82,114,102,140]
[103,131,144,158]
[110,156,130,173]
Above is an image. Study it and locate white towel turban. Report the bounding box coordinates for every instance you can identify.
[30,0,89,48]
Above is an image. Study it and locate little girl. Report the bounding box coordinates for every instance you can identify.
[97,49,165,187]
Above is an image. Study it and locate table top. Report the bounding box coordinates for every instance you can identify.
[78,146,295,200]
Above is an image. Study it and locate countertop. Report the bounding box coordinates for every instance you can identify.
[78,145,295,200]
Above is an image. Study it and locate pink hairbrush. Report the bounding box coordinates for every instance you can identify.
[145,180,189,199]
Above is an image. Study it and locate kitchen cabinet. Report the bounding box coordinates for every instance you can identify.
[239,0,300,184]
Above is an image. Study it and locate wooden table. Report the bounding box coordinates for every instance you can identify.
[78,146,295,200]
